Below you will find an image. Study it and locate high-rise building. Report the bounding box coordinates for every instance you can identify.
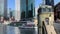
[21,0,35,19]
[15,0,20,21]
[10,11,12,18]
[7,8,11,18]
[0,0,7,17]
[10,10,15,18]
[15,0,35,21]
[8,8,15,18]
[43,0,54,6]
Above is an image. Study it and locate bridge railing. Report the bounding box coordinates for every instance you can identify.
[42,21,48,34]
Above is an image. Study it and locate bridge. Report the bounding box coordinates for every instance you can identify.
[38,21,57,34]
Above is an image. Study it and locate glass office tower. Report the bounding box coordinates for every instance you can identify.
[0,0,7,17]
[20,0,35,19]
[15,0,35,21]
[45,0,54,6]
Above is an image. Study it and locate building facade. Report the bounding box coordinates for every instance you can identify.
[15,0,35,21]
[45,0,54,6]
[54,2,60,20]
[38,5,54,34]
[7,8,11,18]
[15,0,20,21]
[0,0,7,17]
[9,11,15,19]
[21,0,35,19]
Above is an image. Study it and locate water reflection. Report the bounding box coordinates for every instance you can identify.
[20,28,35,34]
[7,26,38,34]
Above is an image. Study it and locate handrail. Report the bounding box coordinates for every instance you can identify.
[42,22,48,34]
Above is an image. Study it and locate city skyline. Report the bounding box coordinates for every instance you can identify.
[15,0,35,21]
[8,0,60,10]
[0,0,59,34]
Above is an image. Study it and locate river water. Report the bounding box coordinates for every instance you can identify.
[7,26,38,34]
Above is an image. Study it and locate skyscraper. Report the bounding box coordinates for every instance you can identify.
[10,10,15,18]
[15,0,20,21]
[0,0,7,17]
[21,0,35,19]
[15,0,35,21]
[7,8,11,18]
[44,0,54,6]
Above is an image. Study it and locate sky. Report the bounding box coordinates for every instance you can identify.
[8,0,60,10]
[8,0,15,10]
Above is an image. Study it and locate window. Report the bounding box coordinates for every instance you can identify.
[49,8,52,12]
[46,8,49,12]
[46,8,52,12]
[42,8,46,12]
